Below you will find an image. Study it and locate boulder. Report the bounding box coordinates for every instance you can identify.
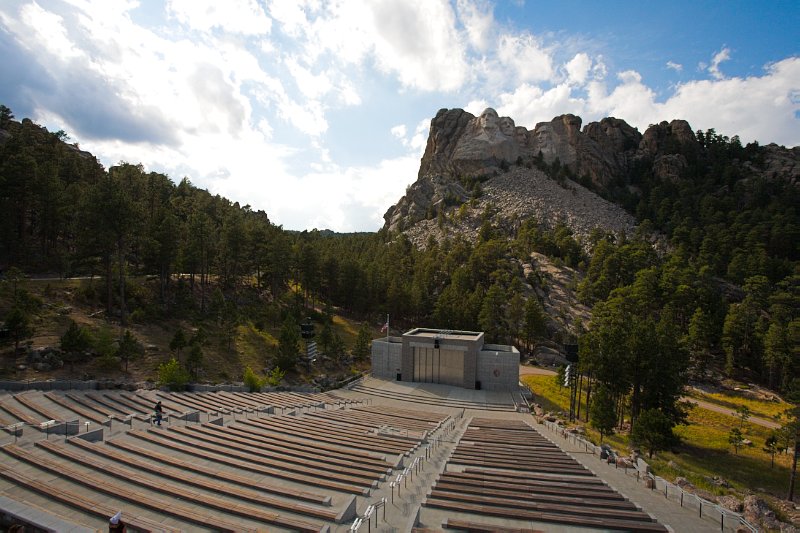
[717,495,744,513]
[743,495,782,531]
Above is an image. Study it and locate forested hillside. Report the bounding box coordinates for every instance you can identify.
[0,104,797,413]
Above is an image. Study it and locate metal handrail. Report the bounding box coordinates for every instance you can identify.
[539,418,759,532]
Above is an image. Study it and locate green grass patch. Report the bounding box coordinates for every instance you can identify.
[526,373,793,499]
[522,374,574,414]
[332,315,359,346]
[235,322,278,373]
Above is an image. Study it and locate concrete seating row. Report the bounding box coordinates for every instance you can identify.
[64,392,123,418]
[165,424,381,484]
[346,383,515,411]
[84,392,142,417]
[308,409,433,437]
[12,392,65,423]
[119,392,181,415]
[231,417,394,466]
[40,438,350,524]
[104,436,331,504]
[96,392,151,415]
[248,391,329,409]
[219,420,394,468]
[171,423,391,479]
[434,474,638,509]
[424,498,668,532]
[42,392,110,424]
[443,518,545,532]
[1,443,266,532]
[127,429,371,495]
[0,460,180,533]
[302,409,424,444]
[0,395,46,425]
[422,418,668,532]
[243,415,414,455]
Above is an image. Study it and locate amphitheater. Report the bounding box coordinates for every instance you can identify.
[0,377,743,532]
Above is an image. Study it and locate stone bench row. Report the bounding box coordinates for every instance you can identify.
[422,419,668,532]
[347,384,515,411]
[2,444,270,532]
[247,415,415,455]
[424,498,668,532]
[105,436,331,504]
[0,461,180,533]
[178,422,392,477]
[127,429,371,495]
[43,438,353,524]
[223,420,393,468]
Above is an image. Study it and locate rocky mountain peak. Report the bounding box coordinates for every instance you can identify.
[386,107,798,249]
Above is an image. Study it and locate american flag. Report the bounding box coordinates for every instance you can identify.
[380,317,389,333]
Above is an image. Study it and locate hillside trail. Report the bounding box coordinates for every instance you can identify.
[682,396,781,429]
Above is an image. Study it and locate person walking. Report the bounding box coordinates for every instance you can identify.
[154,400,163,426]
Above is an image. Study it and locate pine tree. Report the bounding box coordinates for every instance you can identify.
[589,384,616,443]
[276,317,300,371]
[352,322,372,361]
[60,320,91,373]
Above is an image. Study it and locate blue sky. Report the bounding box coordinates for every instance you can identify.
[1,1,798,232]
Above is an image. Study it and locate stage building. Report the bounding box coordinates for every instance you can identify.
[371,328,519,391]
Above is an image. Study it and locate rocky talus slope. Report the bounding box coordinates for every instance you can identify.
[401,165,637,250]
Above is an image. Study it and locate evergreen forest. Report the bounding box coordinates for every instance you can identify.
[0,104,798,437]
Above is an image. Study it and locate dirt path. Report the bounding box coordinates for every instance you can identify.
[683,396,781,429]
[519,364,556,377]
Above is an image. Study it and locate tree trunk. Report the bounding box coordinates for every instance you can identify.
[585,373,593,422]
[105,253,113,316]
[789,430,799,501]
[118,239,126,327]
[576,374,583,420]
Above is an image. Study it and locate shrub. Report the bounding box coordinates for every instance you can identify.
[243,366,264,392]
[265,367,285,387]
[157,357,189,391]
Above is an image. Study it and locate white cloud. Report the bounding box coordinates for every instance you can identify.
[167,0,272,35]
[708,47,731,80]
[19,3,83,60]
[666,60,683,72]
[565,53,592,85]
[496,83,585,128]
[390,124,407,139]
[368,0,470,91]
[389,120,431,153]
[582,58,800,147]
[497,33,554,83]
[456,0,494,52]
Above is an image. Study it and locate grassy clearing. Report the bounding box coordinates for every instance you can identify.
[526,370,792,499]
[655,404,791,496]
[522,374,574,414]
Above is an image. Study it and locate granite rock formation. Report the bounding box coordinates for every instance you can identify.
[384,107,798,245]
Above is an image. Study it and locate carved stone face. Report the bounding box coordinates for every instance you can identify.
[498,117,515,136]
[514,126,529,146]
[478,108,499,133]
[534,124,554,144]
